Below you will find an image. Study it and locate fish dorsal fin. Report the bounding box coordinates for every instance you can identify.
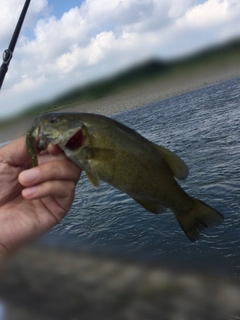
[133,197,166,214]
[153,144,189,180]
[86,171,100,187]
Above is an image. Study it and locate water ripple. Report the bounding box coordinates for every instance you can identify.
[38,76,240,277]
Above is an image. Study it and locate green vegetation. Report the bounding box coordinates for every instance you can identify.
[1,38,240,127]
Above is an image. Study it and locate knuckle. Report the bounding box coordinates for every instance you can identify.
[56,181,75,198]
[67,181,76,194]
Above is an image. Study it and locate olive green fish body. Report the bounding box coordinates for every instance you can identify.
[71,116,191,213]
[30,112,224,241]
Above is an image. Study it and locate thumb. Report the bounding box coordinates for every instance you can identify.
[1,136,32,166]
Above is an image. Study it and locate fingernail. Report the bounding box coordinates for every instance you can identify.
[22,186,38,198]
[21,168,40,183]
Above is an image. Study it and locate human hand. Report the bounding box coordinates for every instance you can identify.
[0,136,82,262]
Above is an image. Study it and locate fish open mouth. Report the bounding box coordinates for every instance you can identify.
[65,129,84,150]
[34,137,44,151]
[33,126,46,151]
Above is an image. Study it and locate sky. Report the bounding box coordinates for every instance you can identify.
[0,0,239,119]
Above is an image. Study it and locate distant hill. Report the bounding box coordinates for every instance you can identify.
[1,37,240,125]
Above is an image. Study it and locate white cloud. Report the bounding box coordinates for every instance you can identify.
[182,0,230,27]
[0,0,47,44]
[0,0,240,119]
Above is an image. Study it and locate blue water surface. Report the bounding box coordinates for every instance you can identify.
[3,76,240,276]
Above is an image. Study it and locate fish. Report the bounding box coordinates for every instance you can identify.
[27,112,224,241]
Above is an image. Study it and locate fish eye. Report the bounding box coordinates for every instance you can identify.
[49,117,59,124]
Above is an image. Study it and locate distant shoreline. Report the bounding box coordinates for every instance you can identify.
[0,64,240,143]
[63,66,240,116]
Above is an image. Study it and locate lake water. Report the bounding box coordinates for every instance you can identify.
[2,76,240,277]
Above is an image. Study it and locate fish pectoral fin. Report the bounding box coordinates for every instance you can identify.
[133,198,166,214]
[86,147,115,161]
[153,144,189,180]
[86,171,100,187]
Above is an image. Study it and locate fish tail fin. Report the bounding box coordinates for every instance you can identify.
[175,198,224,242]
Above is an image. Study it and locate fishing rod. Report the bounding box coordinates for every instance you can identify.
[0,0,31,90]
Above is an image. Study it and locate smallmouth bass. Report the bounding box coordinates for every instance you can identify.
[27,112,224,241]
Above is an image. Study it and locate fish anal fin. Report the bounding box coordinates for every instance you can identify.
[133,198,166,214]
[175,198,224,242]
[86,171,100,187]
[153,144,189,180]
